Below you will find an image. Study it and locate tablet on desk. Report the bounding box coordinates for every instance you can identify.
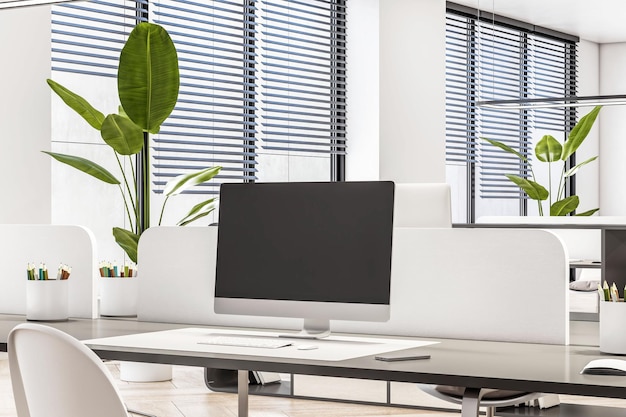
[375,352,430,362]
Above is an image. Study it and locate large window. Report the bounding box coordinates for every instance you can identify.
[50,0,347,258]
[445,4,577,223]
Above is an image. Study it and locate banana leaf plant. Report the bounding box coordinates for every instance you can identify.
[483,105,601,216]
[44,22,221,263]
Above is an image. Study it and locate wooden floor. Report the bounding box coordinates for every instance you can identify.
[1,353,625,417]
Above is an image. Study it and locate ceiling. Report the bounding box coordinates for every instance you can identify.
[451,0,626,44]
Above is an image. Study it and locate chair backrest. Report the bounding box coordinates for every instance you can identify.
[8,323,129,417]
[393,183,452,228]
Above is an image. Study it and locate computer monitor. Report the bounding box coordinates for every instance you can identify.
[214,181,395,338]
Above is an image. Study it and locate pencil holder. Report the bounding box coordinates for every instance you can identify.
[26,279,69,321]
[599,301,626,354]
[99,276,138,317]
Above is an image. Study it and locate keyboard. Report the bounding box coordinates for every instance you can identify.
[198,335,293,349]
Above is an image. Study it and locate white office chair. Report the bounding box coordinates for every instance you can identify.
[8,323,133,417]
[393,183,452,228]
[418,384,547,417]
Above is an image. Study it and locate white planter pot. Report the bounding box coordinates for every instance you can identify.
[26,280,69,321]
[99,277,138,317]
[600,301,626,354]
[120,361,173,382]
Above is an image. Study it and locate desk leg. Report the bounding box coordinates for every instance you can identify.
[461,388,482,417]
[237,370,249,417]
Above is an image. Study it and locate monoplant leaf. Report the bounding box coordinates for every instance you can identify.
[118,22,180,133]
[100,114,144,155]
[505,174,549,200]
[550,196,579,216]
[42,151,120,184]
[47,79,105,130]
[483,138,528,162]
[564,156,598,178]
[535,135,562,162]
[562,105,602,160]
[163,166,222,197]
[112,227,140,263]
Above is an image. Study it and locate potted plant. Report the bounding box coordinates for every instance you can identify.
[44,22,221,263]
[483,105,601,216]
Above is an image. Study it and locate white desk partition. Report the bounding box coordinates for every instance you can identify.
[476,216,626,261]
[138,226,569,345]
[137,226,301,331]
[0,224,98,318]
[334,228,569,345]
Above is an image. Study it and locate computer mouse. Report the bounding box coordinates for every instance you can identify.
[297,344,318,350]
[581,359,626,376]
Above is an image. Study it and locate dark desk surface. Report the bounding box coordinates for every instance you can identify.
[0,314,183,351]
[1,315,622,400]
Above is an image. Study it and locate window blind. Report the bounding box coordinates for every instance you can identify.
[51,0,146,77]
[52,0,347,195]
[258,0,347,156]
[150,0,258,193]
[445,6,577,205]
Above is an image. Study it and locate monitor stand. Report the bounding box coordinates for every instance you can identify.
[280,319,331,339]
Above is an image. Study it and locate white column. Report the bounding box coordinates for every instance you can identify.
[379,0,446,183]
[0,6,52,223]
[599,43,626,215]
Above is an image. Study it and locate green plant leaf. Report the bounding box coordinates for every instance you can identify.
[562,105,602,161]
[564,156,598,178]
[42,151,120,184]
[177,198,217,226]
[576,208,600,216]
[100,114,144,155]
[550,195,579,216]
[163,166,222,197]
[118,22,180,134]
[47,79,105,130]
[505,174,549,200]
[482,138,528,162]
[535,135,562,162]
[112,227,140,263]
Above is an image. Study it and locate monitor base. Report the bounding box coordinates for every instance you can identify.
[280,319,331,339]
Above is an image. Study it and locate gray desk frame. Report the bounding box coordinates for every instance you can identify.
[1,315,623,417]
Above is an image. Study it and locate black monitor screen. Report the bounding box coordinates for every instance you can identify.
[215,181,395,305]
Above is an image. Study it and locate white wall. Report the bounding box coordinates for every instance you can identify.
[599,42,626,215]
[0,6,51,224]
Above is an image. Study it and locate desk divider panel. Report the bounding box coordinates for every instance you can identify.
[0,224,98,318]
[137,226,568,345]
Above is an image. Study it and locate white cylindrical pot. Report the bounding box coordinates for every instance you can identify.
[26,280,69,321]
[600,301,626,354]
[120,361,173,382]
[99,277,138,317]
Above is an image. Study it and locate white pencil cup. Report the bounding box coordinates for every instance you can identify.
[26,279,69,321]
[99,277,138,317]
[599,301,626,354]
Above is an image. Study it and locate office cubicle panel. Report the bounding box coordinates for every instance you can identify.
[477,216,603,261]
[137,226,302,330]
[0,224,98,318]
[334,227,569,345]
[137,226,569,345]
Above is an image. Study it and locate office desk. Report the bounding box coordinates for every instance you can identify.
[83,328,626,417]
[0,315,621,417]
